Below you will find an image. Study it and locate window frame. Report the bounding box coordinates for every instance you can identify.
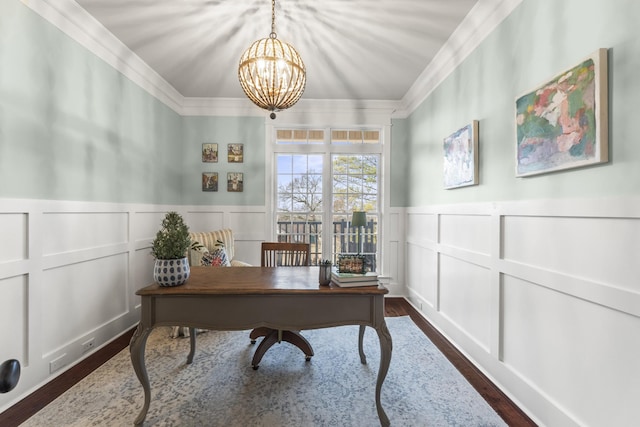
[271,126,383,266]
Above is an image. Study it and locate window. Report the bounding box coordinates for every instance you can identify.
[273,128,381,270]
[276,154,324,254]
[331,154,379,270]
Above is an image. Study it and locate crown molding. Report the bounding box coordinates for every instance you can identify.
[181,97,264,117]
[180,97,399,119]
[395,0,524,118]
[22,0,522,119]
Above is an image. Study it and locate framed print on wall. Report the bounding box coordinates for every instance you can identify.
[227,172,243,192]
[515,48,608,177]
[443,120,479,189]
[228,144,244,163]
[202,143,218,163]
[202,172,218,192]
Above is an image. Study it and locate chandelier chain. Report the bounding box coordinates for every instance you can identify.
[270,0,276,37]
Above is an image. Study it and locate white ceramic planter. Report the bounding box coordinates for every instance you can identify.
[153,257,190,287]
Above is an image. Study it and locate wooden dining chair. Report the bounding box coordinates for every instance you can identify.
[250,242,314,369]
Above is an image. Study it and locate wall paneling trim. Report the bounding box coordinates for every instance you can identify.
[0,199,267,413]
[404,197,640,427]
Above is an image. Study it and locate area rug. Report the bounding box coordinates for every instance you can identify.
[21,317,506,426]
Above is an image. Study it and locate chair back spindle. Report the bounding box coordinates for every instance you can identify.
[261,242,310,267]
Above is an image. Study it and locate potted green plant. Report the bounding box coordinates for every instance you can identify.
[151,211,192,287]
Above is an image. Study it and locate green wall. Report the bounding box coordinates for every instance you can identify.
[0,1,266,206]
[0,1,188,204]
[400,0,640,207]
[390,118,409,207]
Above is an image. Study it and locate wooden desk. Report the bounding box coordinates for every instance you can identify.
[130,266,392,426]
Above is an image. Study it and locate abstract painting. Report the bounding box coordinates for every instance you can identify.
[515,48,608,177]
[443,121,479,189]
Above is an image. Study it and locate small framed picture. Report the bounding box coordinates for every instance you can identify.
[227,172,243,192]
[228,144,244,163]
[338,255,366,274]
[202,143,218,163]
[202,172,218,192]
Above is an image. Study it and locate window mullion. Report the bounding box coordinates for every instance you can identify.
[322,145,333,262]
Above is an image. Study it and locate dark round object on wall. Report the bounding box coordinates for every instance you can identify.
[0,359,21,393]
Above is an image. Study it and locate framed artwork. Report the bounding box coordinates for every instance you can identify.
[443,121,479,189]
[202,143,218,163]
[202,172,218,192]
[337,255,366,274]
[227,172,243,192]
[228,144,244,163]
[515,48,608,177]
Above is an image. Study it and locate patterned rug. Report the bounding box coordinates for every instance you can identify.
[21,317,506,426]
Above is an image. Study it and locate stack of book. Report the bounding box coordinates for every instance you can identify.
[330,270,379,287]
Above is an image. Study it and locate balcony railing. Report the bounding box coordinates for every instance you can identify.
[276,220,377,271]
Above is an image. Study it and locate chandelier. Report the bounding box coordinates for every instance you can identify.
[238,0,306,119]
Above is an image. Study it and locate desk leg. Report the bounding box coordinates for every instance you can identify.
[375,321,392,427]
[187,327,196,364]
[129,323,152,426]
[358,325,367,364]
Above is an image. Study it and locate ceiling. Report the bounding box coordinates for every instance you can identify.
[73,0,479,102]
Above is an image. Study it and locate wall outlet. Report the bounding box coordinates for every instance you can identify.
[49,353,67,373]
[81,337,96,354]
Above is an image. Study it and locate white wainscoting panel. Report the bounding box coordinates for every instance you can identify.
[41,212,128,255]
[133,210,173,243]
[440,214,492,255]
[0,213,28,262]
[404,197,640,427]
[406,212,438,245]
[406,244,438,308]
[503,215,640,293]
[41,254,129,356]
[502,274,640,427]
[382,209,403,294]
[439,254,492,351]
[131,248,155,314]
[387,210,401,241]
[185,210,225,233]
[0,275,27,366]
[386,240,399,285]
[227,211,266,240]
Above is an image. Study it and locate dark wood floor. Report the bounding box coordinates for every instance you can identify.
[1,297,536,426]
[384,298,536,426]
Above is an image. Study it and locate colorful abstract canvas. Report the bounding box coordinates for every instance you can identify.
[516,49,608,176]
[443,121,479,189]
